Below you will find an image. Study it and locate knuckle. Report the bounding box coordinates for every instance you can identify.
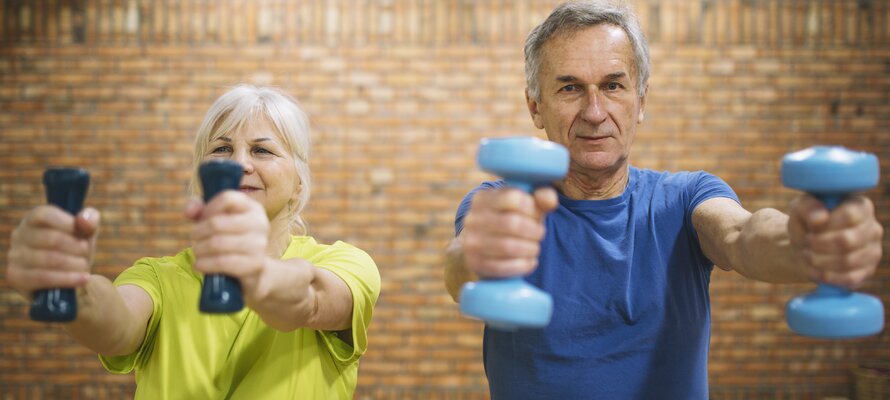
[501,214,523,233]
[208,217,225,232]
[838,231,858,252]
[209,235,228,253]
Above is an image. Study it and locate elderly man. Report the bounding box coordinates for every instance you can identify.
[444,1,883,399]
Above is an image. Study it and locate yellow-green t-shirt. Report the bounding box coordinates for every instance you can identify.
[99,236,380,400]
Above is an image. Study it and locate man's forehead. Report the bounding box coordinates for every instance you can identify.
[539,25,635,75]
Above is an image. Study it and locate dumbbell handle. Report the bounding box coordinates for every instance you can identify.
[30,168,90,322]
[198,160,245,314]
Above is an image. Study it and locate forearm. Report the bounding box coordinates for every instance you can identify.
[246,258,352,332]
[64,275,144,356]
[726,208,810,283]
[443,238,477,303]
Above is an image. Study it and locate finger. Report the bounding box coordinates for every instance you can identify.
[6,267,90,292]
[192,233,267,260]
[22,205,76,232]
[74,208,101,239]
[820,267,874,291]
[473,188,538,218]
[808,240,882,274]
[11,226,91,258]
[201,191,258,217]
[9,247,92,273]
[463,212,546,242]
[790,195,830,232]
[464,256,538,279]
[191,211,269,242]
[807,218,883,254]
[463,233,541,260]
[823,195,873,231]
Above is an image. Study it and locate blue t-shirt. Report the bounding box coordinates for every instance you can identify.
[455,166,739,400]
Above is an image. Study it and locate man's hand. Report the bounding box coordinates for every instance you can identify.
[787,194,883,289]
[459,187,559,279]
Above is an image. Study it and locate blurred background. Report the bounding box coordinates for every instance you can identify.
[1,0,888,399]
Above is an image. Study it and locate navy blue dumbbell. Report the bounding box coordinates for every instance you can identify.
[198,160,245,314]
[30,168,90,322]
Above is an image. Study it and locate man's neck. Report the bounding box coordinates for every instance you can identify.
[557,164,630,201]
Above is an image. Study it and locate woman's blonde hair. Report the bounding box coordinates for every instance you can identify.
[190,84,311,234]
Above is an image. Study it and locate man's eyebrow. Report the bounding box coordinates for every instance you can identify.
[604,72,628,81]
[555,72,628,83]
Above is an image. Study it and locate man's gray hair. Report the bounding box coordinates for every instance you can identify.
[524,1,650,100]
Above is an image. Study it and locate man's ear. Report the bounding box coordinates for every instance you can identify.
[637,84,648,123]
[526,89,545,129]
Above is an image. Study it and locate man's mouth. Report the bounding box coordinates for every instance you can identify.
[576,135,610,143]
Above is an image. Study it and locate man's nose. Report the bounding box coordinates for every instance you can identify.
[581,89,608,125]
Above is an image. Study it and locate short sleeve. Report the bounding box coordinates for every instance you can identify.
[454,181,505,236]
[306,241,380,365]
[687,171,740,216]
[98,259,162,374]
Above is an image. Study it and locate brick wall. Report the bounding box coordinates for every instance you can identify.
[1,1,888,399]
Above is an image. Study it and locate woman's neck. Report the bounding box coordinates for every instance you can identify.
[266,213,293,258]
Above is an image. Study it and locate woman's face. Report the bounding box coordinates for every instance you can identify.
[203,116,299,222]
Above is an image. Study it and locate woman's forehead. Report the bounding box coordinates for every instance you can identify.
[216,115,284,142]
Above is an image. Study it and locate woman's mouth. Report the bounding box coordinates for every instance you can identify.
[239,185,261,193]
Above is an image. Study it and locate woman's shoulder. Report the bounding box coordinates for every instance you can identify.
[129,248,196,272]
[287,236,375,267]
[287,235,367,255]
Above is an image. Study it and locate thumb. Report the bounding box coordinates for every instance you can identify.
[184,197,204,221]
[75,207,101,239]
[533,187,559,215]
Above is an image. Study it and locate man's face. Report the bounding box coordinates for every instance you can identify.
[527,24,646,176]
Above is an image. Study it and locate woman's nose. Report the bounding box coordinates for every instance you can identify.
[230,151,255,174]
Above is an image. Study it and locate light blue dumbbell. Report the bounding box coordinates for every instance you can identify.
[459,137,569,330]
[782,146,884,338]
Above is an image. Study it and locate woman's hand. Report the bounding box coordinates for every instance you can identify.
[6,206,99,299]
[187,192,271,299]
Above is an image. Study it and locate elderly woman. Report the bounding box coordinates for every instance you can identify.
[6,84,381,399]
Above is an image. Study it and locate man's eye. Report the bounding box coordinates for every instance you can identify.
[606,82,623,91]
[559,84,580,92]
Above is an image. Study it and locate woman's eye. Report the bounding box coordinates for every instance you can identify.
[211,145,232,154]
[254,147,273,155]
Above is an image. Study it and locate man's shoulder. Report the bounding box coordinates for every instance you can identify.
[632,166,717,188]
